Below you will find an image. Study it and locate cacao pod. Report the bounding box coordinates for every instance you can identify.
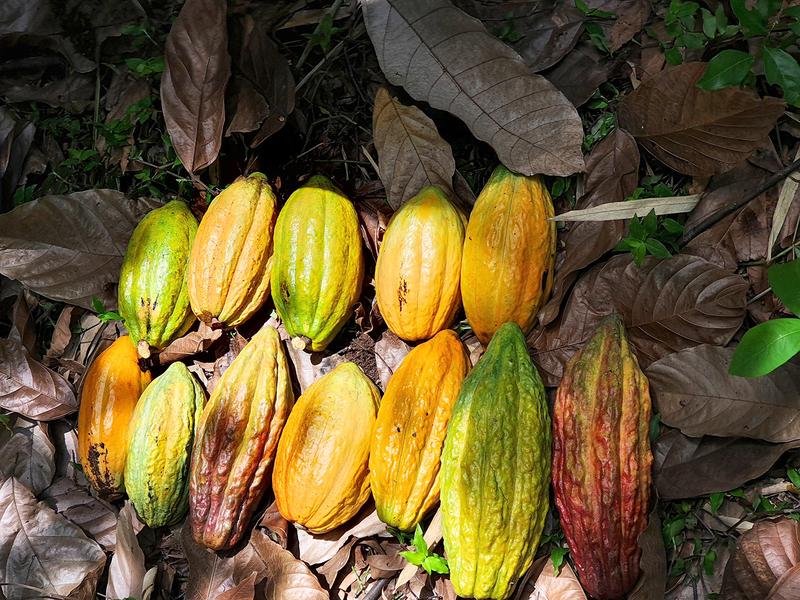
[461,165,556,344]
[124,362,205,527]
[552,315,652,600]
[370,329,469,531]
[375,187,465,341]
[118,200,198,358]
[441,322,550,600]
[270,175,364,351]
[189,325,293,550]
[188,173,277,328]
[273,362,380,533]
[78,336,152,497]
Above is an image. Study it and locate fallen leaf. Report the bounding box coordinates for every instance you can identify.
[216,572,257,600]
[297,508,388,565]
[355,196,392,260]
[46,305,75,359]
[160,0,230,172]
[372,86,456,209]
[529,558,587,599]
[0,335,77,420]
[0,417,55,494]
[0,107,35,209]
[627,510,666,600]
[317,538,358,588]
[284,343,347,393]
[0,189,155,309]
[647,345,800,442]
[225,76,269,135]
[551,194,701,222]
[769,146,800,260]
[10,289,36,353]
[373,329,411,390]
[258,500,290,548]
[157,322,224,365]
[3,74,95,112]
[40,477,118,550]
[362,0,585,176]
[618,62,785,176]
[0,477,106,599]
[544,41,613,107]
[587,0,650,52]
[106,503,146,600]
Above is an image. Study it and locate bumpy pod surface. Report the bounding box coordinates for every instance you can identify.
[552,315,652,600]
[375,187,465,341]
[441,322,551,600]
[270,176,364,351]
[370,330,469,530]
[124,362,205,527]
[78,336,152,497]
[188,173,277,328]
[461,165,556,344]
[118,200,198,357]
[273,362,380,533]
[189,325,293,550]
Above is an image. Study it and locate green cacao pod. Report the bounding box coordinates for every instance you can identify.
[118,200,198,358]
[124,362,204,527]
[189,325,294,550]
[441,322,551,600]
[552,315,652,600]
[270,175,364,352]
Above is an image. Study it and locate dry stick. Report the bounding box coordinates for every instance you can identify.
[679,157,800,246]
[360,577,389,600]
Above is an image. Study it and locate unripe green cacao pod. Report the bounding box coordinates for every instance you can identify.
[441,322,551,600]
[124,361,205,527]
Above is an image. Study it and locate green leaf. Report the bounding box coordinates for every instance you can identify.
[714,4,729,32]
[550,546,568,574]
[642,209,658,234]
[422,554,449,575]
[645,238,672,259]
[585,22,611,54]
[731,0,768,34]
[661,218,684,235]
[697,50,754,90]
[665,47,683,65]
[399,549,426,566]
[787,467,800,489]
[768,260,800,315]
[729,319,800,377]
[411,524,427,554]
[632,242,647,265]
[756,0,782,18]
[763,47,800,106]
[704,549,718,575]
[701,8,716,38]
[91,297,105,314]
[709,492,724,513]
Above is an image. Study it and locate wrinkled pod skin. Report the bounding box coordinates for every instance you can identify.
[273,362,380,533]
[370,330,469,530]
[188,173,277,328]
[375,186,465,341]
[552,315,652,600]
[118,200,198,358]
[124,362,205,527]
[189,325,293,550]
[441,322,551,600]
[270,175,364,352]
[77,336,152,497]
[461,165,556,345]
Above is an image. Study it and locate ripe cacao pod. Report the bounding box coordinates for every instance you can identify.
[273,362,380,533]
[370,330,468,531]
[461,165,556,344]
[189,325,293,550]
[552,315,652,600]
[270,176,364,351]
[118,200,198,358]
[188,173,277,328]
[124,362,205,527]
[441,322,551,600]
[78,336,152,497]
[375,187,465,341]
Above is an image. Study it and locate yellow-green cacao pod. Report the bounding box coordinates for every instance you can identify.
[188,173,277,328]
[441,322,551,599]
[270,176,364,352]
[375,186,465,341]
[119,200,198,358]
[124,361,205,527]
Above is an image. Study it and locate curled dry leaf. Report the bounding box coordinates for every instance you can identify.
[0,107,35,208]
[106,503,146,600]
[0,477,106,599]
[647,345,800,443]
[769,146,800,260]
[259,500,290,549]
[225,76,270,135]
[0,189,154,309]
[46,305,75,360]
[297,508,388,566]
[157,322,224,365]
[0,335,77,420]
[160,0,230,173]
[618,62,786,176]
[529,558,587,599]
[587,0,651,52]
[551,194,700,222]
[41,477,118,550]
[373,329,411,390]
[362,0,585,176]
[0,417,55,494]
[627,510,666,600]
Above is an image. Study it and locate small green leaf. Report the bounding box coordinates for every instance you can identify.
[422,554,449,575]
[550,546,568,574]
[697,50,754,90]
[399,548,427,566]
[645,238,672,259]
[661,218,684,235]
[714,4,729,32]
[763,47,800,107]
[700,8,716,38]
[411,524,427,554]
[632,242,647,266]
[787,467,800,489]
[729,319,800,377]
[91,297,104,313]
[709,492,724,513]
[768,260,800,315]
[665,47,683,65]
[680,32,707,49]
[704,549,718,575]
[642,209,658,234]
[731,0,768,34]
[756,0,782,18]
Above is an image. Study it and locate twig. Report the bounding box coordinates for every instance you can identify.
[296,37,347,92]
[359,578,389,600]
[92,42,102,147]
[135,159,214,194]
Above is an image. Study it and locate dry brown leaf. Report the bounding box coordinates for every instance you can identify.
[768,147,800,260]
[544,41,613,108]
[551,194,701,222]
[373,329,411,390]
[157,322,223,365]
[618,63,785,176]
[40,477,118,550]
[297,508,388,565]
[0,477,106,599]
[216,572,257,600]
[46,306,75,360]
[225,76,270,135]
[647,345,800,442]
[362,0,585,176]
[106,503,146,600]
[529,559,586,599]
[0,417,55,494]
[628,510,666,600]
[258,500,290,548]
[372,86,456,209]
[0,335,77,420]
[9,290,36,354]
[0,108,35,208]
[4,74,95,112]
[587,0,650,51]
[160,0,230,173]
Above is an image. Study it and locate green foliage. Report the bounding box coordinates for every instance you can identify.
[494,16,523,44]
[615,210,683,265]
[626,174,682,200]
[583,112,615,151]
[125,57,165,77]
[703,549,717,576]
[550,545,568,574]
[788,467,800,489]
[304,13,342,53]
[696,50,754,90]
[709,492,725,513]
[764,47,800,107]
[399,524,449,575]
[91,297,122,324]
[575,0,614,54]
[0,414,12,431]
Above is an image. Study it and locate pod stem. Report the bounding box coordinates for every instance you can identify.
[137,340,152,360]
[290,336,311,351]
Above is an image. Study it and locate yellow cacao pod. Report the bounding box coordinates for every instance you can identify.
[375,187,465,341]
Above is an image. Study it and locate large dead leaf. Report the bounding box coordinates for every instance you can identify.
[647,345,800,442]
[529,559,587,599]
[538,128,640,327]
[372,86,456,209]
[0,107,35,209]
[157,322,223,365]
[40,477,118,551]
[0,336,77,420]
[618,62,785,176]
[531,254,747,385]
[160,0,230,173]
[0,189,154,309]
[628,510,666,600]
[0,418,55,494]
[0,477,106,599]
[106,504,146,600]
[297,509,388,566]
[362,0,585,176]
[544,42,612,107]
